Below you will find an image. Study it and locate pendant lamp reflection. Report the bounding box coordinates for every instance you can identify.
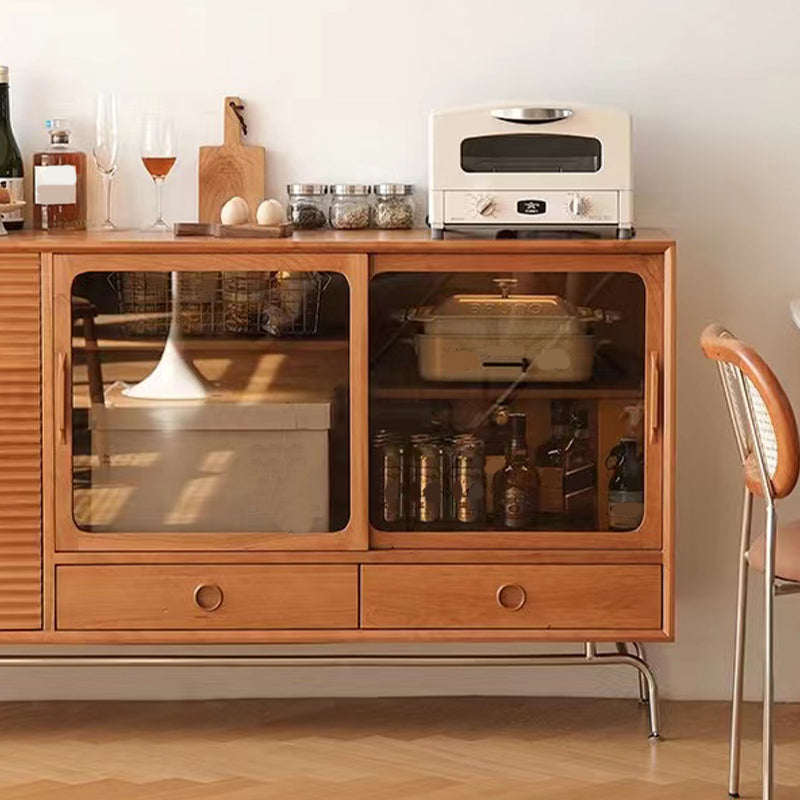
[123,272,209,400]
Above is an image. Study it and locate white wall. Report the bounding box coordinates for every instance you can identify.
[3,0,800,702]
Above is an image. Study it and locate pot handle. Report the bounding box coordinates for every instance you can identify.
[577,306,623,323]
[481,358,531,372]
[490,107,572,124]
[399,306,435,324]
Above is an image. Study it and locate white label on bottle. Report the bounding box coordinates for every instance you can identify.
[609,491,644,530]
[0,177,24,221]
[34,165,76,205]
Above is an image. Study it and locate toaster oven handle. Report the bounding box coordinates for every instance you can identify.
[482,358,531,372]
[490,107,573,124]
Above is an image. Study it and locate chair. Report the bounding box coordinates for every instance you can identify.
[701,324,800,800]
[72,296,104,406]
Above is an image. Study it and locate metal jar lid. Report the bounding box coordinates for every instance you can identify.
[374,183,413,196]
[287,183,327,195]
[0,66,8,84]
[330,184,371,196]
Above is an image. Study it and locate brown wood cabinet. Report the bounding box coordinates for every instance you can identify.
[0,230,675,644]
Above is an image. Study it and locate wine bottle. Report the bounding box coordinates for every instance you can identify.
[606,439,644,531]
[0,66,24,230]
[605,404,645,531]
[493,413,538,529]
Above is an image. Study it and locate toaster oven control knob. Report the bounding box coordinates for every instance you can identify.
[567,194,590,217]
[475,195,497,217]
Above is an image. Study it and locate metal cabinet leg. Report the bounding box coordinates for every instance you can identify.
[0,646,665,740]
[615,642,650,705]
[632,643,650,704]
[629,652,661,740]
[592,643,661,740]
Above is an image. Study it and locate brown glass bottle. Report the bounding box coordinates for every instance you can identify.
[492,413,538,529]
[483,405,510,521]
[33,119,87,230]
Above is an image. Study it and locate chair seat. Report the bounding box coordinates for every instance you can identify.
[71,296,97,318]
[747,518,800,582]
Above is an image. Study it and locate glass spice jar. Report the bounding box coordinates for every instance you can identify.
[373,183,414,229]
[409,433,442,526]
[452,434,486,526]
[371,430,408,529]
[287,184,328,230]
[329,184,371,230]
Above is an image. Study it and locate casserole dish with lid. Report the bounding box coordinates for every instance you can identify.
[407,279,609,382]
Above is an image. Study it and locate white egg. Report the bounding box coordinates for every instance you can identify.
[256,198,286,226]
[220,196,250,225]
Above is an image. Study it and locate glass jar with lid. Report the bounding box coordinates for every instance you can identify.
[373,183,414,229]
[329,184,371,230]
[287,184,328,230]
[452,434,486,525]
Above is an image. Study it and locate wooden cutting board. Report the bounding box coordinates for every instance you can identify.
[198,96,265,224]
[174,222,293,238]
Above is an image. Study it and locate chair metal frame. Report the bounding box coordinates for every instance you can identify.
[703,324,800,800]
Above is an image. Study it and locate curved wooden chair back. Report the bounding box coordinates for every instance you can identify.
[700,324,800,500]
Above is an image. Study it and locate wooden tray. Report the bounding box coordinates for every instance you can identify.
[174,221,293,239]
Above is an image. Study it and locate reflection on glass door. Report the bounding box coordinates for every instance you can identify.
[70,269,350,534]
[369,271,646,534]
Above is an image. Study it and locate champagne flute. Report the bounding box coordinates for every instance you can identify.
[140,113,176,231]
[92,92,118,230]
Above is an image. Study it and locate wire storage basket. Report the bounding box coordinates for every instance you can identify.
[117,271,170,336]
[116,271,329,337]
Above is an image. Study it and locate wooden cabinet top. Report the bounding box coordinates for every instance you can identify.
[0,229,675,255]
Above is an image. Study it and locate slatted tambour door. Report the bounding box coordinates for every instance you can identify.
[0,256,41,629]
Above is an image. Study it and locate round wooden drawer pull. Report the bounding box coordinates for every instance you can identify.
[496,583,526,611]
[193,583,224,612]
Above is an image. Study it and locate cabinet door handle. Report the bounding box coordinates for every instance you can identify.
[194,583,224,612]
[57,352,68,445]
[649,351,660,444]
[496,583,527,611]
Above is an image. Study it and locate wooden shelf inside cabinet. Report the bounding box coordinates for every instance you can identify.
[71,335,350,409]
[76,334,350,354]
[370,342,643,402]
[371,382,643,401]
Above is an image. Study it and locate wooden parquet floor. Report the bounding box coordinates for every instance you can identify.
[0,697,796,798]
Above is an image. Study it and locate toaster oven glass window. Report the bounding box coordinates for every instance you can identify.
[460,134,602,173]
[69,269,351,535]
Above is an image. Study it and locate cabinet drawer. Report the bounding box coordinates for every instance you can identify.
[361,565,661,630]
[57,565,358,630]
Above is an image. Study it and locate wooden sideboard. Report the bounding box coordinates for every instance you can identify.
[0,230,675,646]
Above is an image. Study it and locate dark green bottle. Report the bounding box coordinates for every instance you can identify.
[606,438,644,531]
[0,66,24,231]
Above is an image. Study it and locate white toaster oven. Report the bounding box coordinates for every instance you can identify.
[428,103,633,238]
